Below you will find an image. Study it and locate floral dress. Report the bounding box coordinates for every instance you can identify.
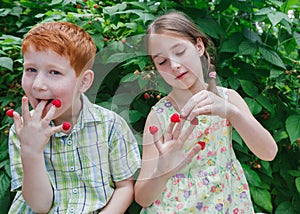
[140,87,254,214]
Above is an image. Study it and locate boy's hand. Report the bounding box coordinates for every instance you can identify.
[12,96,66,155]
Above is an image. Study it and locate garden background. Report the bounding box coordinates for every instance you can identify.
[0,0,299,213]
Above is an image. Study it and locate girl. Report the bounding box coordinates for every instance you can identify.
[134,11,278,213]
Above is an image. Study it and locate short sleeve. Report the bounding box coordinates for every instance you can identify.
[108,115,141,182]
[8,125,23,191]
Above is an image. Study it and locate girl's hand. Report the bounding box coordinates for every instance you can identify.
[180,90,233,120]
[12,96,66,156]
[150,118,201,178]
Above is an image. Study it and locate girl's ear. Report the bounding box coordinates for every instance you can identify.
[196,37,205,56]
[79,69,94,93]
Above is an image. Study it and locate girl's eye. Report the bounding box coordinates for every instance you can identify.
[49,70,61,75]
[158,59,167,65]
[176,49,186,56]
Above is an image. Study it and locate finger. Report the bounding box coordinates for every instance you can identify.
[165,121,175,141]
[185,144,202,163]
[42,105,56,125]
[33,100,47,119]
[172,116,186,139]
[189,104,212,119]
[177,123,196,147]
[12,111,23,135]
[21,96,31,124]
[181,91,208,118]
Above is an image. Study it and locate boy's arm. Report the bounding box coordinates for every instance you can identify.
[99,177,134,214]
[21,152,53,213]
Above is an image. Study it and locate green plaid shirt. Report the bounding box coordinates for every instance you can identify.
[8,94,141,213]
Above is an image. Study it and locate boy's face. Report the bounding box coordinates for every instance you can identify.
[22,45,82,122]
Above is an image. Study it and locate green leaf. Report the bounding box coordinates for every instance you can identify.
[251,187,273,213]
[240,80,259,97]
[0,57,13,71]
[270,68,283,78]
[296,177,300,194]
[220,33,244,53]
[288,170,300,177]
[275,201,294,214]
[105,52,136,64]
[267,11,291,26]
[273,129,289,142]
[120,73,139,84]
[261,161,273,178]
[111,93,134,105]
[258,46,286,69]
[0,172,10,199]
[244,98,262,115]
[242,164,262,187]
[294,31,300,47]
[228,76,240,90]
[256,94,275,115]
[238,40,257,55]
[285,115,300,143]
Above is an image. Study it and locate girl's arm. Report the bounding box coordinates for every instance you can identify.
[135,111,200,207]
[100,177,135,214]
[227,89,278,161]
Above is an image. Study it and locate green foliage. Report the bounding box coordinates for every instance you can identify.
[0,0,299,213]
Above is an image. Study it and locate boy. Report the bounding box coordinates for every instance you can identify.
[8,21,141,213]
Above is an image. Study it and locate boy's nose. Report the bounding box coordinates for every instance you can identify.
[32,74,47,91]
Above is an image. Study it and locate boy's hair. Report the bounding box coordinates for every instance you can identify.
[22,22,96,76]
[147,11,219,95]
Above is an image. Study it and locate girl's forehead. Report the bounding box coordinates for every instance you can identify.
[148,34,191,55]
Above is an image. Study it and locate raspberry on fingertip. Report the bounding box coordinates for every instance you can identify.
[6,109,14,118]
[62,122,71,131]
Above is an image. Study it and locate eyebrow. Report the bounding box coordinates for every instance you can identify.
[152,43,184,59]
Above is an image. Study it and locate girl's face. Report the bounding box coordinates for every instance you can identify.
[148,33,205,90]
[22,45,83,123]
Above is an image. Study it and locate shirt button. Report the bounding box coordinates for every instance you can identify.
[72,189,78,194]
[67,140,72,145]
[70,166,75,171]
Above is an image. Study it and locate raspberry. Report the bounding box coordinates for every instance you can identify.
[143,93,150,99]
[190,117,199,125]
[149,126,158,135]
[197,141,206,150]
[6,109,14,117]
[170,113,180,123]
[51,99,61,108]
[62,122,71,131]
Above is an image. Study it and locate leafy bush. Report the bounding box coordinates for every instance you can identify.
[0,0,299,213]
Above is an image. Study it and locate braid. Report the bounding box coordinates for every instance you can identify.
[204,51,219,96]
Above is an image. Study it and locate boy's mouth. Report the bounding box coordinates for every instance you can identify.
[37,99,54,105]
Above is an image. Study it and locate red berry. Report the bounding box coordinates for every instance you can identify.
[190,117,199,125]
[104,38,108,42]
[197,141,206,150]
[51,99,61,108]
[122,39,126,44]
[143,93,150,99]
[170,113,180,123]
[6,109,14,117]
[149,126,158,135]
[62,122,71,131]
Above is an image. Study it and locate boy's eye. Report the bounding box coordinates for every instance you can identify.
[26,68,37,72]
[158,59,167,65]
[49,70,61,75]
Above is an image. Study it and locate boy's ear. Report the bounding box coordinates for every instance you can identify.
[79,70,94,93]
[196,37,205,56]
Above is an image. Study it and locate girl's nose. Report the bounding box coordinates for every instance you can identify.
[170,59,181,71]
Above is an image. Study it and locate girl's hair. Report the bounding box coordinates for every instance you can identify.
[22,22,96,77]
[147,11,218,95]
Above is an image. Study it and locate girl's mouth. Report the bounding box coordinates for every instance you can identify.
[37,99,54,105]
[176,72,188,79]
